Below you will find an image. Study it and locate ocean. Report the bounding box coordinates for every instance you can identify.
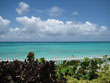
[0,42,110,60]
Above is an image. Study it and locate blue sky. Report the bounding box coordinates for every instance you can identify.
[0,0,110,41]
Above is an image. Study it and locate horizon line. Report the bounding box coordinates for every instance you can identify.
[0,41,110,43]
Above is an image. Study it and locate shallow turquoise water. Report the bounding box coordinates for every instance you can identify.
[0,42,110,59]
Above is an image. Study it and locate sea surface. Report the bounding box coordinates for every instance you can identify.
[0,42,110,60]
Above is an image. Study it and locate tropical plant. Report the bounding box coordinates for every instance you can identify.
[75,57,99,80]
[27,52,35,61]
[66,65,110,83]
[39,57,45,63]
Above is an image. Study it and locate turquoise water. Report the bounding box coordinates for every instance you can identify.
[0,42,110,59]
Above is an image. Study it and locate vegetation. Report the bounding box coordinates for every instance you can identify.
[27,52,35,61]
[0,59,61,83]
[39,57,45,63]
[56,55,110,83]
[66,65,110,83]
[0,54,110,83]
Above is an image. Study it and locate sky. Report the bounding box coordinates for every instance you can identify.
[0,0,110,41]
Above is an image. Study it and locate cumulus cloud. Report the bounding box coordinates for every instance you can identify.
[0,16,10,35]
[14,16,108,37]
[47,6,63,16]
[0,16,10,28]
[72,11,79,15]
[0,16,109,41]
[16,2,30,15]
[10,27,20,32]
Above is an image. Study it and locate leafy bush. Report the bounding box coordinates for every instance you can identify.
[27,52,34,61]
[66,65,110,83]
[73,58,99,80]
[66,76,79,83]
[0,60,65,83]
[0,54,110,83]
[58,56,110,81]
[95,65,110,83]
[39,57,45,63]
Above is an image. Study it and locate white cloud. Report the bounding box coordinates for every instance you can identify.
[0,16,109,41]
[10,27,20,32]
[32,6,63,16]
[16,2,30,15]
[0,16,10,35]
[48,6,63,16]
[72,11,79,15]
[0,16,10,28]
[14,16,108,37]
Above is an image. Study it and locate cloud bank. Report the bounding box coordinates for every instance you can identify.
[0,16,109,41]
[15,16,108,36]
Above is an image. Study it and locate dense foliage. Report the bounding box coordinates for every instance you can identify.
[56,55,110,82]
[66,65,110,83]
[0,55,110,83]
[0,59,64,83]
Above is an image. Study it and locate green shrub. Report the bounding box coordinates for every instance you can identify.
[66,57,110,83]
[39,57,45,63]
[57,56,110,82]
[75,58,99,80]
[27,52,35,61]
[66,65,110,83]
[95,65,110,83]
[63,60,67,65]
[66,76,79,83]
